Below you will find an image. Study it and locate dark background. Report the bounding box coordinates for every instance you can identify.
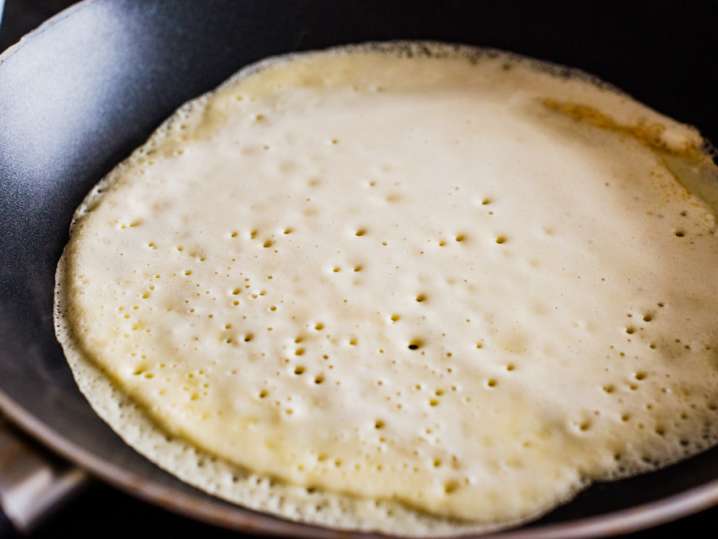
[1,1,717,537]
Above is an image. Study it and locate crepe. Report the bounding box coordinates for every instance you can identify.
[55,42,718,535]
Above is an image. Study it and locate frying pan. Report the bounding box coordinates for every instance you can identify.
[1,0,717,536]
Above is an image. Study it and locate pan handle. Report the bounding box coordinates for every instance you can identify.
[0,418,88,535]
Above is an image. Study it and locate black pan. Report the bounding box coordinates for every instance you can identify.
[1,1,717,536]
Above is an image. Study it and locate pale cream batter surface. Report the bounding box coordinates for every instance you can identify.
[55,43,718,535]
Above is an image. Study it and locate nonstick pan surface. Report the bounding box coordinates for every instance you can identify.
[1,1,717,536]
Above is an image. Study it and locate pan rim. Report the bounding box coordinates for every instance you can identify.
[1,0,717,536]
[2,387,718,538]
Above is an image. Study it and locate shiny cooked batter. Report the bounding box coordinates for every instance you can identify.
[56,43,718,534]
